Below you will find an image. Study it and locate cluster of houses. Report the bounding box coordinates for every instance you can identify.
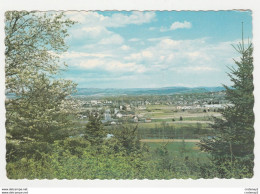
[102,108,151,125]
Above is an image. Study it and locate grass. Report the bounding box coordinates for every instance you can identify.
[145,142,210,161]
[137,122,209,129]
[146,104,176,109]
[136,122,213,139]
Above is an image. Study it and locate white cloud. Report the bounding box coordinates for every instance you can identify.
[61,51,112,59]
[128,38,140,42]
[67,37,236,77]
[160,21,192,32]
[108,11,156,27]
[69,75,138,83]
[99,34,124,45]
[149,27,156,31]
[82,26,104,35]
[160,27,168,32]
[124,37,238,73]
[170,21,192,30]
[120,45,131,51]
[66,11,156,27]
[66,11,155,50]
[69,26,112,40]
[175,66,219,72]
[65,11,155,54]
[125,50,153,61]
[147,37,170,42]
[72,58,147,73]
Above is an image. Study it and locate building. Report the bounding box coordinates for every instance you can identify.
[126,104,131,111]
[203,104,223,109]
[116,113,123,118]
[133,116,138,123]
[145,118,152,123]
[114,108,119,114]
[104,109,111,121]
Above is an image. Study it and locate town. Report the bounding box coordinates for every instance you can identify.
[70,90,230,125]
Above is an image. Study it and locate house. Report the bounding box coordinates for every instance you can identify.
[176,106,182,110]
[145,100,151,105]
[116,113,123,118]
[133,116,138,123]
[126,104,131,111]
[138,106,146,110]
[114,108,119,114]
[145,118,152,123]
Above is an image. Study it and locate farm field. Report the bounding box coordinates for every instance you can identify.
[137,104,222,120]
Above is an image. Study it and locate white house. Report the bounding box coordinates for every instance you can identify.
[114,108,119,114]
[133,116,138,123]
[116,113,123,118]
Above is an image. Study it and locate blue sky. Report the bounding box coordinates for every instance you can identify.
[61,11,252,88]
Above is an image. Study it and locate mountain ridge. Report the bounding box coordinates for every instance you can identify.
[73,86,225,96]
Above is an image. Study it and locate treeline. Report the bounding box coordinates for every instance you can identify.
[131,122,213,140]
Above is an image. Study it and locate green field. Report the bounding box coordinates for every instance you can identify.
[146,142,210,162]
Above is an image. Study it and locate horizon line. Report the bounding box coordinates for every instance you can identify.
[76,85,227,89]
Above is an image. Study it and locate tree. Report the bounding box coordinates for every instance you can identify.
[84,112,106,146]
[7,74,76,144]
[199,30,254,178]
[112,124,142,154]
[5,11,74,92]
[5,11,76,161]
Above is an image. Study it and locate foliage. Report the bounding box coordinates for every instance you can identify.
[84,112,106,146]
[5,11,76,162]
[5,11,74,81]
[111,124,143,154]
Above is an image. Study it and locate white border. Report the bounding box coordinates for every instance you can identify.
[0,0,260,188]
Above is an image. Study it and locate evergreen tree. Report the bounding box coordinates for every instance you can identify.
[112,124,141,154]
[199,31,254,177]
[84,112,106,146]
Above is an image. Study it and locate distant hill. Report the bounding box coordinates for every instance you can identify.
[73,86,225,96]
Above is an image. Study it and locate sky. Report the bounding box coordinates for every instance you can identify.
[60,11,252,88]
